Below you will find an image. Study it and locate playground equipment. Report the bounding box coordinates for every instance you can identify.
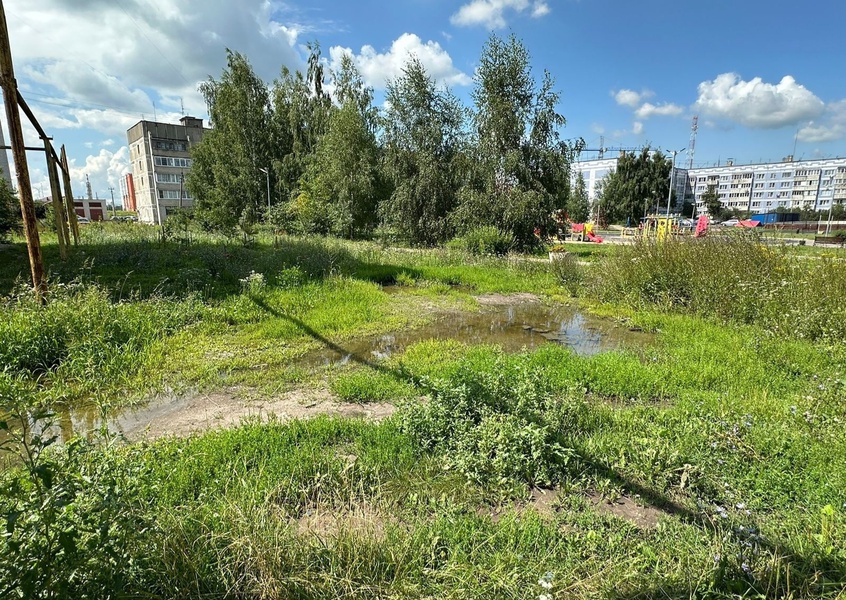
[570,223,603,243]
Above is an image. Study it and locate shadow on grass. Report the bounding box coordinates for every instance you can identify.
[248,294,407,381]
[0,234,423,300]
[577,451,846,598]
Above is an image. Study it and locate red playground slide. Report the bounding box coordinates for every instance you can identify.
[585,231,603,243]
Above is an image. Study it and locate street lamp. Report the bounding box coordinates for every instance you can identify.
[825,175,836,234]
[258,167,270,211]
[665,148,686,219]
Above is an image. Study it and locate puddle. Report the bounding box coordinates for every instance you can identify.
[301,295,652,367]
[7,295,651,446]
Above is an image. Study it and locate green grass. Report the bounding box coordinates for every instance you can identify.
[2,225,845,598]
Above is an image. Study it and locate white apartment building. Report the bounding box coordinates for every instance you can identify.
[125,117,209,224]
[688,158,846,215]
[574,156,691,209]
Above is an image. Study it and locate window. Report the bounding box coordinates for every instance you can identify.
[153,140,188,152]
[158,190,190,199]
[154,156,192,168]
[156,173,185,184]
[782,172,793,177]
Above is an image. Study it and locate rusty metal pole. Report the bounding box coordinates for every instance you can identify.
[60,145,79,245]
[45,139,68,259]
[0,0,45,299]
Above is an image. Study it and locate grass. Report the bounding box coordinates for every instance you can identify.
[1,224,845,598]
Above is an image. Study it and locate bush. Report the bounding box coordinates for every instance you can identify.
[590,235,846,340]
[447,226,514,256]
[399,347,588,493]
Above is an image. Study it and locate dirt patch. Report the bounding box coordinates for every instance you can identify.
[117,387,396,441]
[474,292,540,306]
[296,503,387,542]
[589,493,667,529]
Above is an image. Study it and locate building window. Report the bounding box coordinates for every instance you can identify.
[158,190,191,200]
[154,140,188,152]
[156,173,185,184]
[154,156,192,168]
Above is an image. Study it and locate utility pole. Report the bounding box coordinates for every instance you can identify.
[666,149,686,219]
[109,186,116,218]
[0,0,45,299]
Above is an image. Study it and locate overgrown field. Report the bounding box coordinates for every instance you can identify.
[1,225,844,598]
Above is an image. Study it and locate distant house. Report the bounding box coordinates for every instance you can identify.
[126,116,210,224]
[73,197,108,221]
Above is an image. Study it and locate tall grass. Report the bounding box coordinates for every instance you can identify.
[590,233,846,340]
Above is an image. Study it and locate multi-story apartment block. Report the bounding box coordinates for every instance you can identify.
[573,155,691,210]
[575,155,846,217]
[125,116,209,223]
[688,158,846,215]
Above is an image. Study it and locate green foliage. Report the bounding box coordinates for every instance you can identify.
[702,184,724,219]
[330,368,415,403]
[567,171,590,223]
[0,178,20,240]
[0,406,154,599]
[400,346,587,493]
[381,57,466,245]
[591,235,846,340]
[458,33,579,250]
[549,251,582,296]
[0,281,202,403]
[189,50,273,234]
[597,148,672,224]
[446,226,514,256]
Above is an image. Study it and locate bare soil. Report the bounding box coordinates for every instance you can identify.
[119,387,396,441]
[589,493,667,529]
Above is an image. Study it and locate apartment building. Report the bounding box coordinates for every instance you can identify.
[573,156,691,208]
[687,158,846,215]
[125,116,209,223]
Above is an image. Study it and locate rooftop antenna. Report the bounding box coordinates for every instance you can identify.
[180,98,185,116]
[687,115,698,171]
[85,174,93,200]
[153,102,157,122]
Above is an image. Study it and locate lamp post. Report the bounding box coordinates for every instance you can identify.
[665,148,686,219]
[825,175,836,234]
[258,167,270,211]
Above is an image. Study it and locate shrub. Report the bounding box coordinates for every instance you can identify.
[447,226,514,257]
[399,347,588,493]
[589,235,846,341]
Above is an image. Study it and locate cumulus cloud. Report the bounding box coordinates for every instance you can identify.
[694,73,825,129]
[632,121,644,135]
[451,0,551,29]
[613,89,653,108]
[797,100,846,143]
[635,102,684,119]
[67,146,131,197]
[329,33,471,90]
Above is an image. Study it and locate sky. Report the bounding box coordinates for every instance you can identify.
[3,0,846,205]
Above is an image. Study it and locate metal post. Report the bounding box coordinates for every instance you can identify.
[826,176,834,235]
[666,149,686,220]
[0,0,45,299]
[109,186,116,218]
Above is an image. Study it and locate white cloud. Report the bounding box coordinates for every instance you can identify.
[532,2,550,18]
[797,101,846,143]
[451,0,551,29]
[7,0,313,119]
[329,33,471,90]
[694,73,825,129]
[67,146,130,197]
[613,89,653,108]
[632,121,644,135]
[635,102,684,119]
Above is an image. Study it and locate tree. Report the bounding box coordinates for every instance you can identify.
[455,33,577,249]
[295,56,381,238]
[381,56,466,245]
[188,50,272,234]
[596,148,672,224]
[567,171,590,223]
[0,178,20,241]
[702,184,722,218]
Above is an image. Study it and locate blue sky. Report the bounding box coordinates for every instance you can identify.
[3,0,846,203]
